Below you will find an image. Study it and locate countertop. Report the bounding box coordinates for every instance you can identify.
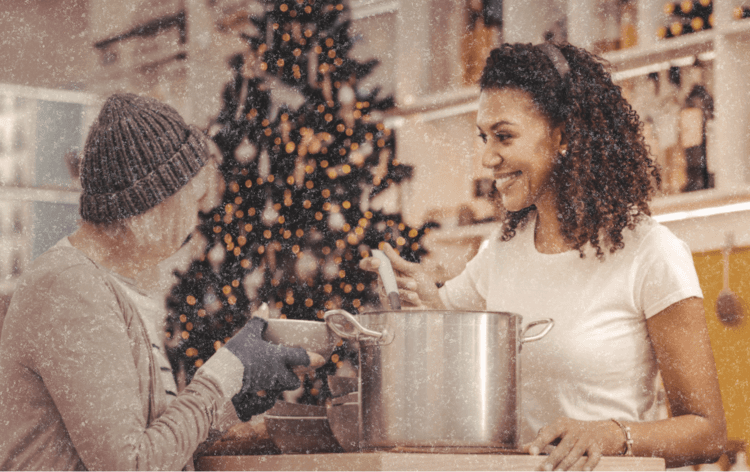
[196,452,666,471]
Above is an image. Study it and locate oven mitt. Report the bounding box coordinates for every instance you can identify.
[224,317,310,420]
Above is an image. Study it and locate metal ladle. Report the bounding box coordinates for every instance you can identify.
[716,233,744,327]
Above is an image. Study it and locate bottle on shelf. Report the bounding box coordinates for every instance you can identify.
[680,0,713,21]
[667,18,700,36]
[657,24,675,39]
[690,15,707,32]
[679,67,714,192]
[462,0,497,85]
[655,67,688,195]
[594,0,622,54]
[620,0,638,48]
[733,5,750,19]
[659,0,712,39]
[664,0,712,18]
[663,2,685,17]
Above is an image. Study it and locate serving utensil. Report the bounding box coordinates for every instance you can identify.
[716,233,744,327]
[371,249,401,310]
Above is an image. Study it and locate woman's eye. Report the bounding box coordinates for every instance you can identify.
[495,133,512,142]
[477,133,487,144]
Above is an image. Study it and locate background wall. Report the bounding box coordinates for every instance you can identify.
[0,0,92,90]
[694,249,750,448]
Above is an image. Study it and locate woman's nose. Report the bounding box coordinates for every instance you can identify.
[481,147,503,169]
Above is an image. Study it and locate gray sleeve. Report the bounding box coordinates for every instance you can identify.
[34,268,228,471]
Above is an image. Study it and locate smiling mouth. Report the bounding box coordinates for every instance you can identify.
[494,171,522,192]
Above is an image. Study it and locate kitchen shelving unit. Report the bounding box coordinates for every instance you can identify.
[391,0,750,263]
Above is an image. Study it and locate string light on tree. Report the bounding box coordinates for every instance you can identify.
[166,0,437,393]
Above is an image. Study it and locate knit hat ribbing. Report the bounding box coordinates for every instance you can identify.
[80,93,208,224]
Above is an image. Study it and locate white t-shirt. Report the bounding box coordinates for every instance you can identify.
[439,215,703,443]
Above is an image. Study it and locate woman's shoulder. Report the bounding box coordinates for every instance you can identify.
[617,216,691,265]
[4,244,121,347]
[23,245,96,284]
[482,222,532,255]
[13,245,116,308]
[625,215,683,248]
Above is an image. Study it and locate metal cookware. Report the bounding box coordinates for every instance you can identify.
[327,392,360,452]
[263,318,339,359]
[324,309,553,451]
[327,375,358,398]
[264,401,344,454]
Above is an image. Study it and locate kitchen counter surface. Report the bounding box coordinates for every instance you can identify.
[196,452,666,471]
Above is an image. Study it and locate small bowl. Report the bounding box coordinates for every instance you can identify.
[327,375,358,398]
[265,415,344,454]
[266,401,326,418]
[263,319,339,360]
[264,401,344,454]
[327,392,359,452]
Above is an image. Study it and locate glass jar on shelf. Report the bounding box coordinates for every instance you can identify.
[462,0,499,86]
[620,0,638,49]
[593,0,622,54]
[658,0,712,39]
[591,0,637,54]
[678,62,714,192]
[733,3,750,20]
[617,58,715,196]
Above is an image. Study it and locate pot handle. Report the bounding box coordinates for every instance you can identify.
[521,318,554,344]
[324,309,385,342]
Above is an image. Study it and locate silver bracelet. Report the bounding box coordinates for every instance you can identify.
[611,418,634,456]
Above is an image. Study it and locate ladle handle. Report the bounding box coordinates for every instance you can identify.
[324,309,385,342]
[723,232,735,291]
[521,318,555,344]
[372,249,402,310]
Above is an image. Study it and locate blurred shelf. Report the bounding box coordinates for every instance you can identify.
[351,0,398,19]
[0,186,81,205]
[603,30,715,74]
[719,18,750,37]
[651,186,750,217]
[423,222,497,245]
[391,86,480,123]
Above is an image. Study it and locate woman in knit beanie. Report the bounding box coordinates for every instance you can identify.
[0,93,321,470]
[76,92,222,276]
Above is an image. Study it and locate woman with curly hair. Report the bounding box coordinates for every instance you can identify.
[362,42,726,470]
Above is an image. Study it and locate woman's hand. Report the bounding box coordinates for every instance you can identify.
[524,418,626,471]
[359,243,445,309]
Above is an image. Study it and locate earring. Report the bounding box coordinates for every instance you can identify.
[560,149,568,157]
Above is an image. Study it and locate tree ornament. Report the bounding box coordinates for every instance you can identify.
[166,0,437,398]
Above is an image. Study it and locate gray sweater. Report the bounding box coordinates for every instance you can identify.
[0,243,242,470]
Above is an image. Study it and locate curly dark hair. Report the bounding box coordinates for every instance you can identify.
[480,42,660,258]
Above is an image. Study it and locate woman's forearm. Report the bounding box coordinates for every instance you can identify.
[627,414,727,468]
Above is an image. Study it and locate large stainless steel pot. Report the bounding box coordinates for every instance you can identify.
[324,309,553,451]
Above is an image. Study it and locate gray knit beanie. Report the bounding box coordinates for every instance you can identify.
[80,93,209,224]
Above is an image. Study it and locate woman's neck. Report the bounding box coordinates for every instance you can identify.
[68,223,179,279]
[533,198,573,254]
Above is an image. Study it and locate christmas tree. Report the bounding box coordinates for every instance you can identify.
[165,0,436,392]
